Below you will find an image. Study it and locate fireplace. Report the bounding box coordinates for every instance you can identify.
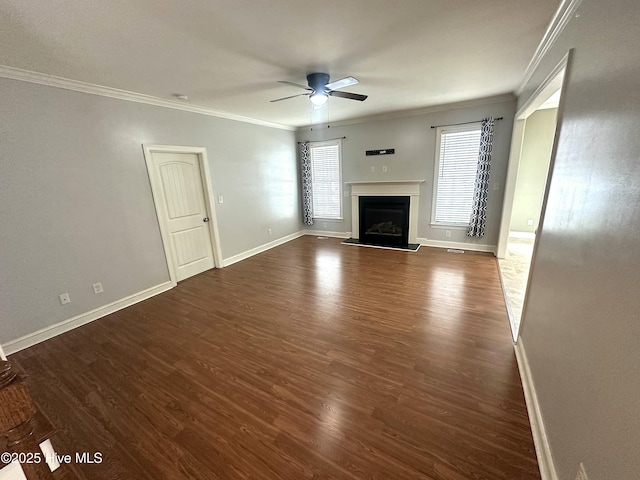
[345,180,424,250]
[359,196,410,248]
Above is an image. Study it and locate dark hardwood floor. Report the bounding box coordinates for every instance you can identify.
[10,236,540,479]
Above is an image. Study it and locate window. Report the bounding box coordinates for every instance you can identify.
[310,140,342,219]
[432,124,481,226]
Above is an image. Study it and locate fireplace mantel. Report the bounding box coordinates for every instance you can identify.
[349,180,424,244]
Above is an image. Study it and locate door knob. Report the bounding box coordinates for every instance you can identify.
[203,217,210,222]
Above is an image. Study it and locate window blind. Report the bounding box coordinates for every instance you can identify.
[434,128,481,225]
[310,143,342,219]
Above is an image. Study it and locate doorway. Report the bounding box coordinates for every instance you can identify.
[496,54,570,341]
[143,145,223,285]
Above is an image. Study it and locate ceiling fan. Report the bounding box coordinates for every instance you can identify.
[271,73,367,107]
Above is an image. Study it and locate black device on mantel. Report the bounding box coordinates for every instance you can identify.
[365,149,395,156]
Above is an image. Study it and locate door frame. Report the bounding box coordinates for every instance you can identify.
[496,50,573,341]
[496,52,571,259]
[143,144,223,286]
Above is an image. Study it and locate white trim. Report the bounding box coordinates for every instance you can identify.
[2,282,173,355]
[345,180,425,185]
[0,65,294,131]
[496,258,519,341]
[417,237,496,254]
[496,118,526,259]
[516,0,584,95]
[302,230,351,239]
[143,144,224,283]
[222,231,304,267]
[497,53,569,259]
[429,223,468,230]
[0,344,6,361]
[517,57,568,120]
[297,94,515,131]
[349,181,424,244]
[309,139,344,221]
[514,340,558,480]
[509,231,536,239]
[431,123,483,227]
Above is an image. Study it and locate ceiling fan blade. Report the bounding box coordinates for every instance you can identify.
[270,93,310,102]
[325,76,359,91]
[277,80,312,91]
[328,90,368,101]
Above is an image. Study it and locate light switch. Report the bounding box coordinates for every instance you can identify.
[218,195,224,204]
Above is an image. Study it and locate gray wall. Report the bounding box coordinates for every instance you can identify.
[510,108,557,233]
[297,97,516,248]
[518,0,640,478]
[0,78,299,343]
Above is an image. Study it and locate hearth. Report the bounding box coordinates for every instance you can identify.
[359,196,410,248]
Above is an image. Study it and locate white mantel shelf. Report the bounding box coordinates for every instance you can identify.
[345,180,425,184]
[349,180,424,244]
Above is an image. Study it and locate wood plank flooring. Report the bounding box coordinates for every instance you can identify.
[10,236,540,479]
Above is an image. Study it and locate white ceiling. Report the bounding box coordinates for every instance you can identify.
[0,0,559,128]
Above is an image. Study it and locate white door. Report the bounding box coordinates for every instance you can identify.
[148,151,216,281]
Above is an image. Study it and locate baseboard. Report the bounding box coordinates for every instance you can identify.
[417,238,496,254]
[222,231,304,267]
[302,229,351,239]
[496,258,519,341]
[514,340,558,480]
[3,281,174,355]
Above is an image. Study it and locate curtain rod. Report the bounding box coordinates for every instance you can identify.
[430,117,503,129]
[298,136,346,144]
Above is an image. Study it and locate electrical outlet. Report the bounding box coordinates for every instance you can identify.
[58,293,71,305]
[268,229,272,236]
[527,218,534,226]
[575,463,588,480]
[92,282,104,294]
[370,166,376,173]
[445,230,452,238]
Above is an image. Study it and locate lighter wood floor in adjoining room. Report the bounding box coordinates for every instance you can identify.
[11,236,540,480]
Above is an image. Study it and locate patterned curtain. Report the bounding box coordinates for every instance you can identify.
[467,117,495,237]
[300,142,314,226]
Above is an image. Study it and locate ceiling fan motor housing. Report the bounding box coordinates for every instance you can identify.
[307,72,330,93]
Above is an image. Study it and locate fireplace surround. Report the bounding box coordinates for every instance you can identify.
[346,180,424,249]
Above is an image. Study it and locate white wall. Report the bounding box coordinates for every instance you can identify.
[297,96,516,249]
[518,0,640,478]
[510,108,557,233]
[0,77,299,345]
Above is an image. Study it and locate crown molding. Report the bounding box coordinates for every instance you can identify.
[516,0,584,95]
[296,93,516,131]
[0,65,295,131]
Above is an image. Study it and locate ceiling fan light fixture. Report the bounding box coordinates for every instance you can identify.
[309,92,328,106]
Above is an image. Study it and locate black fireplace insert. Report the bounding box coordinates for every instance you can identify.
[359,196,410,248]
